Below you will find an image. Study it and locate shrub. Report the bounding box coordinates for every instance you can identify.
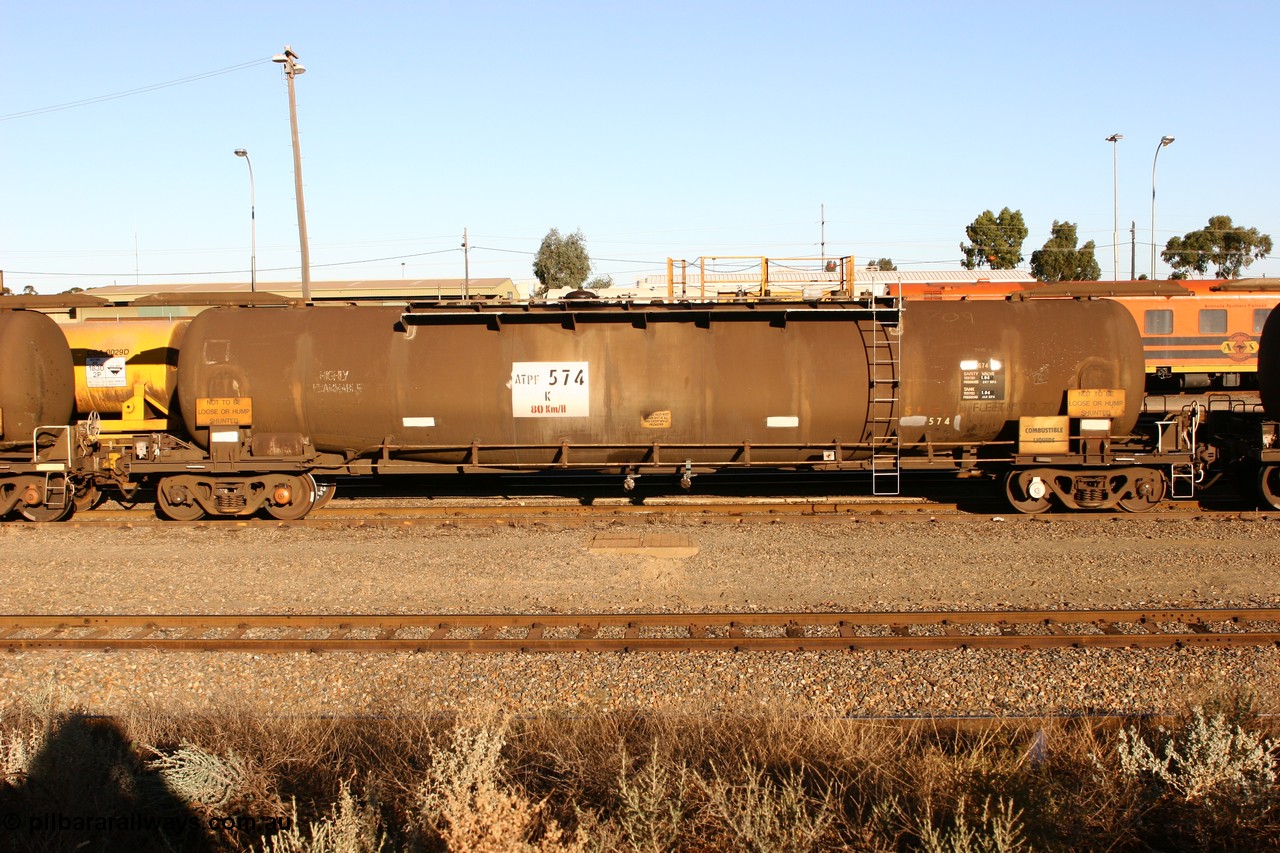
[915,796,1032,853]
[415,720,587,852]
[0,721,45,782]
[699,760,835,853]
[1114,707,1278,805]
[260,781,386,853]
[615,743,687,853]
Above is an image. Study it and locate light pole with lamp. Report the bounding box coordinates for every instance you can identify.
[273,46,311,302]
[233,149,256,292]
[1105,134,1122,281]
[1151,135,1175,279]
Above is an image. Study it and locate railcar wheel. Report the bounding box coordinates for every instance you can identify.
[156,479,207,521]
[311,478,337,510]
[1259,465,1280,511]
[18,500,74,523]
[265,475,316,521]
[1118,471,1167,513]
[15,477,73,522]
[73,483,102,513]
[1004,471,1052,514]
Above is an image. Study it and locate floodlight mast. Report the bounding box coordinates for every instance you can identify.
[233,149,256,292]
[1150,135,1175,279]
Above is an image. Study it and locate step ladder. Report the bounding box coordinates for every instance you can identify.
[868,285,901,496]
[1169,463,1197,498]
[43,472,69,510]
[1156,405,1200,499]
[32,425,75,510]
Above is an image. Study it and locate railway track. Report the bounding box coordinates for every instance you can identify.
[69,497,961,526]
[5,609,1279,653]
[37,492,1273,527]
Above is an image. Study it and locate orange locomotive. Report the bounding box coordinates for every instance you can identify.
[895,278,1280,391]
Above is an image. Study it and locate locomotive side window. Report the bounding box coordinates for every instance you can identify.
[1256,308,1273,334]
[1144,309,1173,335]
[1198,309,1227,334]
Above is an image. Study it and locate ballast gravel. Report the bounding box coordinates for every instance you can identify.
[0,513,1277,718]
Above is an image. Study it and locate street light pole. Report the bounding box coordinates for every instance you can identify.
[233,149,256,292]
[273,46,311,302]
[1106,134,1123,281]
[1150,135,1175,279]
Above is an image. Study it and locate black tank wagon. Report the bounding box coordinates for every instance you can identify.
[140,296,1167,518]
[0,309,77,520]
[0,293,1211,520]
[1255,305,1280,507]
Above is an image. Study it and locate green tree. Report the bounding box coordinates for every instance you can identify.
[870,258,897,271]
[1029,221,1101,282]
[960,207,1028,270]
[1162,215,1273,279]
[532,228,591,297]
[585,274,613,290]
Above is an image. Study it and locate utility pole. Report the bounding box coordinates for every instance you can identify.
[462,228,470,298]
[273,46,311,302]
[820,203,825,260]
[1130,221,1136,280]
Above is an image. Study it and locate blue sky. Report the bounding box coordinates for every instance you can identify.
[3,1,1277,293]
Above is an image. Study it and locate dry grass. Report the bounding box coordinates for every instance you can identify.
[0,690,1276,851]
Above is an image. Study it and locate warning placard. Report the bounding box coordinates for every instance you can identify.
[1019,416,1070,454]
[195,397,253,426]
[1067,389,1126,419]
[641,410,672,429]
[85,356,127,388]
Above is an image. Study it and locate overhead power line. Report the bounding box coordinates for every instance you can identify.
[0,58,274,122]
[5,246,465,279]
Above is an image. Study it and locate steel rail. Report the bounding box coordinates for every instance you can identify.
[3,609,1279,653]
[44,497,1258,528]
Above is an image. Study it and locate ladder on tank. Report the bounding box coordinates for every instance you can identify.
[868,284,901,495]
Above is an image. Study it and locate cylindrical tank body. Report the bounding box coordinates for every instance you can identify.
[1260,304,1280,418]
[177,299,1144,465]
[899,298,1145,442]
[60,318,187,416]
[0,310,74,450]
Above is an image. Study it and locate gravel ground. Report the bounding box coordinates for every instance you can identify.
[1,514,1277,718]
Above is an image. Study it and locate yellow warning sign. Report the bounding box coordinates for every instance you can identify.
[1019,416,1069,454]
[1067,389,1126,419]
[641,410,672,429]
[195,397,253,426]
